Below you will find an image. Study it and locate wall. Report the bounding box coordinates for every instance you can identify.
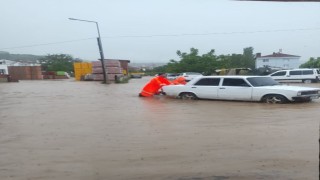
[8,66,43,80]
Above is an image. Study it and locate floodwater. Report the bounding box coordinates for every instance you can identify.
[0,77,319,180]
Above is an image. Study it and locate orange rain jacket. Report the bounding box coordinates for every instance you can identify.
[139,76,172,97]
[171,76,187,85]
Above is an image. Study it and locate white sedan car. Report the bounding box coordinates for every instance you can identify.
[162,76,320,103]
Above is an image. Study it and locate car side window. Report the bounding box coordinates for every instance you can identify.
[302,70,313,75]
[194,78,220,86]
[289,70,302,75]
[222,78,250,87]
[271,71,286,76]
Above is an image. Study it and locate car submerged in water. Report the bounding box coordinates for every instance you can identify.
[162,76,320,103]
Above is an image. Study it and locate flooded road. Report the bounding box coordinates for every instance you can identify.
[0,77,319,180]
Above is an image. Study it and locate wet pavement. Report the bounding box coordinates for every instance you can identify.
[0,77,319,180]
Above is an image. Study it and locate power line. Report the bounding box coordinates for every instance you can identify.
[0,37,96,50]
[1,27,319,50]
[104,27,320,38]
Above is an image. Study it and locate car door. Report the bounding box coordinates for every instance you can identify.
[270,70,287,80]
[288,70,302,82]
[190,77,220,99]
[218,78,253,101]
[302,70,316,80]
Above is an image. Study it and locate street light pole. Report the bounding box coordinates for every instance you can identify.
[69,18,108,84]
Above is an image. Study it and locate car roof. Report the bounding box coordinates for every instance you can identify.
[193,75,263,79]
[275,68,315,71]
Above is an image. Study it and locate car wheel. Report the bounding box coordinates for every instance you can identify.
[180,92,198,100]
[313,77,319,83]
[303,79,312,83]
[262,95,287,104]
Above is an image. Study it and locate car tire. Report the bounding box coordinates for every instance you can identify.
[262,94,288,104]
[303,79,312,83]
[180,92,198,100]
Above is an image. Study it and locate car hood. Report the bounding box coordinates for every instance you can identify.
[163,84,183,88]
[256,85,320,91]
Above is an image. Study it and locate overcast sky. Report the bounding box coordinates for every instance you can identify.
[1,0,319,63]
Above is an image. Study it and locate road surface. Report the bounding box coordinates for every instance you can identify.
[0,77,319,180]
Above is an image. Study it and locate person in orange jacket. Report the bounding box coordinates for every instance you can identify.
[139,73,172,97]
[171,76,187,85]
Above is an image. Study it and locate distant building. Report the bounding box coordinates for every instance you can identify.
[0,59,40,66]
[0,65,8,74]
[0,59,15,65]
[255,50,300,70]
[0,59,41,76]
[0,60,13,74]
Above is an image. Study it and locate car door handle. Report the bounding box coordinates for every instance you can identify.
[219,87,225,89]
[191,87,197,88]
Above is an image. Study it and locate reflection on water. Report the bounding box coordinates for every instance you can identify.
[0,78,319,180]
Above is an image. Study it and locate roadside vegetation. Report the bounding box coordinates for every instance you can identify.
[149,47,256,75]
[39,54,81,72]
[300,57,320,69]
[147,47,320,76]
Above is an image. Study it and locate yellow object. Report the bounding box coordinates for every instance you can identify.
[73,62,92,80]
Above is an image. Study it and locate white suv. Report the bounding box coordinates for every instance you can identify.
[181,72,202,82]
[268,69,320,83]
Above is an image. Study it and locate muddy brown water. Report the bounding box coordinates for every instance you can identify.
[0,77,319,180]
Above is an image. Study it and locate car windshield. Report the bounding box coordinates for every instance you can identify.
[247,77,280,87]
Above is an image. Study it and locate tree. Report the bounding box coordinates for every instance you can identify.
[300,57,320,68]
[148,47,256,75]
[170,48,218,73]
[39,54,80,72]
[241,47,255,69]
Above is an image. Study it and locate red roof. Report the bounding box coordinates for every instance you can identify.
[260,52,300,58]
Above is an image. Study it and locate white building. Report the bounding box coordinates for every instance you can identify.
[0,65,8,74]
[0,59,41,74]
[0,59,13,74]
[255,51,300,70]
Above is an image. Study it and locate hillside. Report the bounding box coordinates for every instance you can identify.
[0,51,43,63]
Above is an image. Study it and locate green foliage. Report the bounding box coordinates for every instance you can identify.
[300,57,320,68]
[39,54,81,72]
[241,47,255,69]
[153,47,256,75]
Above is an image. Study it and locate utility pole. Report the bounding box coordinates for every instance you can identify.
[69,18,108,84]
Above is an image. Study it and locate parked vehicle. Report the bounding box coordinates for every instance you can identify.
[162,76,320,103]
[268,69,320,83]
[166,73,179,80]
[130,74,142,78]
[215,68,251,75]
[180,72,202,82]
[130,73,144,78]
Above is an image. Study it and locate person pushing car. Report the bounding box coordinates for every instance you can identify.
[139,73,172,97]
